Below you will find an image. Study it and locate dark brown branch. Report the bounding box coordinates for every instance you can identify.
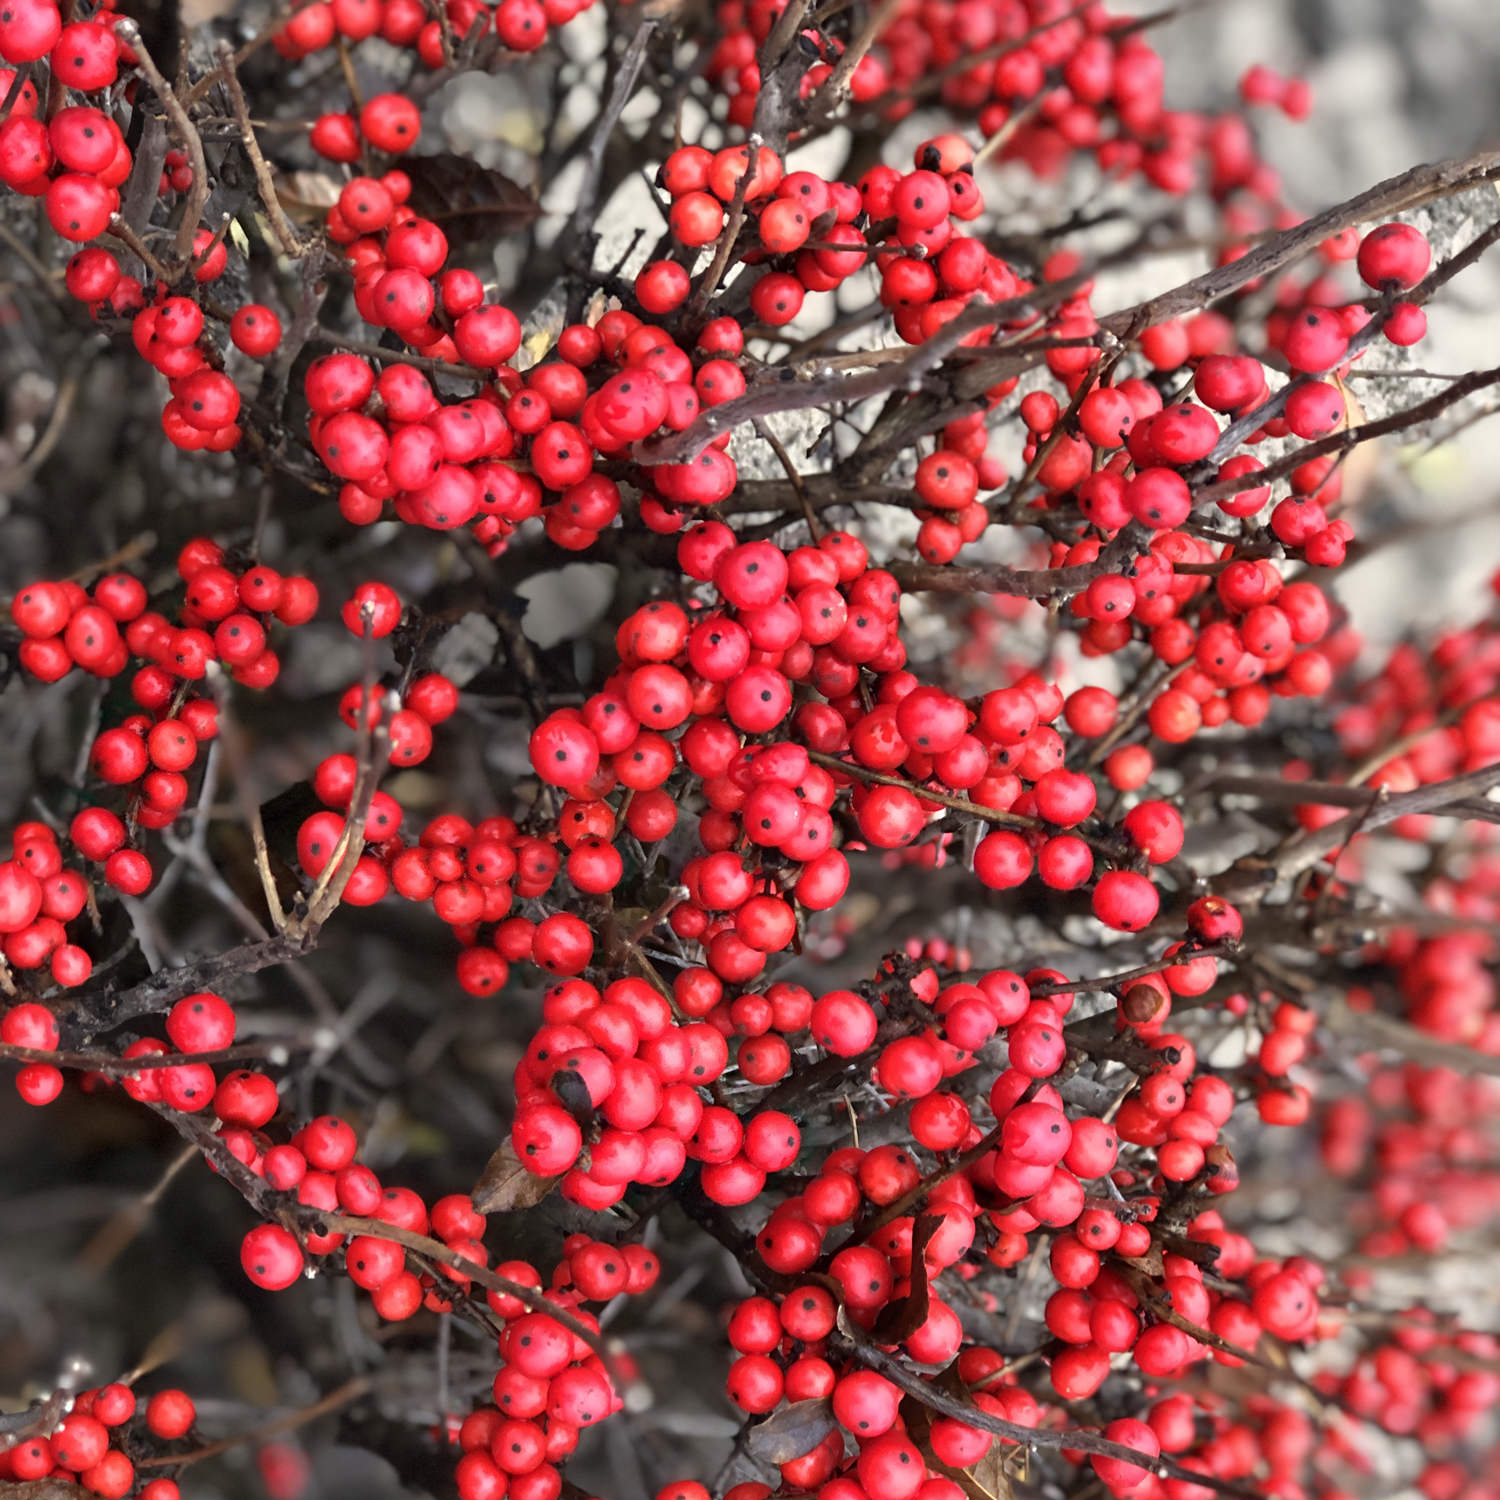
[560,18,659,266]
[136,1377,371,1469]
[1193,366,1500,510]
[1225,761,1500,892]
[889,522,1149,598]
[829,1306,1262,1500]
[60,932,314,1042]
[116,21,212,262]
[217,43,308,257]
[0,1037,310,1074]
[1093,146,1500,341]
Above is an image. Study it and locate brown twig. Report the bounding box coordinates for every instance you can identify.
[217,44,308,257]
[560,17,659,266]
[59,931,314,1040]
[0,1038,310,1074]
[1194,366,1500,511]
[806,749,1050,835]
[116,21,212,262]
[807,0,902,117]
[182,0,321,105]
[137,1377,372,1469]
[685,160,755,327]
[287,628,387,939]
[316,1213,622,1374]
[1091,146,1500,344]
[306,327,489,381]
[752,417,821,540]
[889,521,1150,598]
[0,219,62,299]
[105,217,172,283]
[1225,761,1500,892]
[0,345,94,492]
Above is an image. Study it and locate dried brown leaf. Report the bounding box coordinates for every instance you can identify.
[406,154,542,249]
[1333,372,1379,507]
[744,1398,838,1464]
[274,170,343,224]
[871,1213,942,1344]
[963,1444,1016,1500]
[1119,1242,1165,1277]
[472,1136,559,1213]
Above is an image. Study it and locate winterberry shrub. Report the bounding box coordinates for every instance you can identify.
[2,2,1500,1499]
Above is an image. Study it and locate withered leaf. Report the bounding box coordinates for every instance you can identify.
[406,154,543,249]
[930,1358,971,1401]
[548,1065,596,1125]
[1119,1243,1165,1277]
[963,1444,1017,1500]
[274,170,343,224]
[871,1212,943,1345]
[472,1136,559,1214]
[744,1398,838,1464]
[900,1395,1012,1500]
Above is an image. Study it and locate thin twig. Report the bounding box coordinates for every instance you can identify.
[137,1377,372,1469]
[218,44,308,257]
[560,18,659,265]
[116,21,212,261]
[106,216,172,282]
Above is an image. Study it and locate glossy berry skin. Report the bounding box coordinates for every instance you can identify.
[145,1390,196,1440]
[1357,222,1431,290]
[241,1224,304,1289]
[231,304,283,357]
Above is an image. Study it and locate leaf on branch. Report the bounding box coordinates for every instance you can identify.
[406,155,543,248]
[871,1213,942,1344]
[1119,1243,1165,1277]
[548,1064,597,1125]
[901,1394,1013,1500]
[273,170,343,224]
[744,1398,838,1464]
[471,1137,559,1214]
[1332,373,1378,507]
[963,1445,1017,1500]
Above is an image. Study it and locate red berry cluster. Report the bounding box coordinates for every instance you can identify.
[61,246,276,456]
[449,1234,660,1500]
[0,828,93,1000]
[270,0,594,65]
[6,970,660,1500]
[705,0,1300,218]
[1324,1049,1500,1263]
[14,542,315,687]
[510,970,805,1209]
[11,542,318,904]
[0,1382,196,1498]
[313,298,720,548]
[715,1204,1328,1498]
[0,0,135,241]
